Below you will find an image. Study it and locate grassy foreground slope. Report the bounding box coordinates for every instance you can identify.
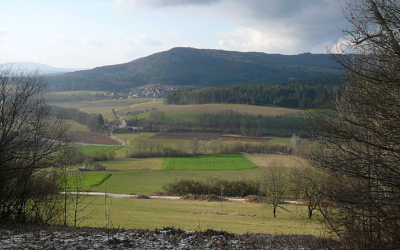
[75,197,323,235]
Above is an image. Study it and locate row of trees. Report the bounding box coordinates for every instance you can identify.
[128,134,307,158]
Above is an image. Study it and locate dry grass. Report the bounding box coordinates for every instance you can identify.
[97,158,165,170]
[76,197,325,236]
[243,154,307,168]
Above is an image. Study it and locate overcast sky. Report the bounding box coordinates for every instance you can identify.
[0,0,350,69]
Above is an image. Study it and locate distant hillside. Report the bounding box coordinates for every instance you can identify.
[47,47,342,91]
[10,62,87,75]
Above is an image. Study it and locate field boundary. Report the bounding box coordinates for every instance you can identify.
[63,191,304,205]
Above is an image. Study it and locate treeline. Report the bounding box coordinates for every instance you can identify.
[128,138,290,158]
[49,105,106,132]
[164,77,342,108]
[124,109,307,138]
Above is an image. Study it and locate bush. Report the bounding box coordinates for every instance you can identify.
[163,179,261,197]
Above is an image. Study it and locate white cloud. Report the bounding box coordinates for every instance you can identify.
[50,35,73,43]
[168,31,179,37]
[311,39,353,54]
[217,26,301,54]
[0,30,8,36]
[81,38,105,48]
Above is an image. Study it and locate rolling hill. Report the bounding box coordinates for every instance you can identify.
[47,47,342,91]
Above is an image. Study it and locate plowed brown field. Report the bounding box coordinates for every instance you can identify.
[71,131,120,145]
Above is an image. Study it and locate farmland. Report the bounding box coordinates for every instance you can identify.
[118,99,301,118]
[64,173,111,190]
[47,94,317,236]
[86,153,301,195]
[163,153,258,171]
[78,145,124,155]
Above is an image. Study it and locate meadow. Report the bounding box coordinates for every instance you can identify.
[71,197,325,236]
[163,153,258,171]
[65,173,111,190]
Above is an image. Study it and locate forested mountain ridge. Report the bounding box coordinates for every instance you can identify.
[47,47,342,91]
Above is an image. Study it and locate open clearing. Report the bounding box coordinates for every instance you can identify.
[150,132,273,142]
[163,153,258,171]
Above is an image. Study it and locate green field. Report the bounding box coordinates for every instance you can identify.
[65,173,111,190]
[84,154,302,195]
[163,153,258,171]
[72,197,324,235]
[90,168,266,195]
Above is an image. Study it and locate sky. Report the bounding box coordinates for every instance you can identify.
[0,0,351,69]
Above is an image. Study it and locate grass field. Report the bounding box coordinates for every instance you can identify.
[243,154,307,168]
[163,153,258,171]
[125,112,202,121]
[97,158,165,170]
[72,197,325,236]
[65,173,111,190]
[85,153,299,196]
[89,168,267,195]
[68,120,91,132]
[51,99,153,121]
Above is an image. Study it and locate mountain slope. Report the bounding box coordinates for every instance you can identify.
[47,47,342,91]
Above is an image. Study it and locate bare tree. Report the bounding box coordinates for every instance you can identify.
[68,170,95,227]
[290,165,327,220]
[0,64,71,222]
[189,138,200,155]
[307,0,400,248]
[263,167,287,218]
